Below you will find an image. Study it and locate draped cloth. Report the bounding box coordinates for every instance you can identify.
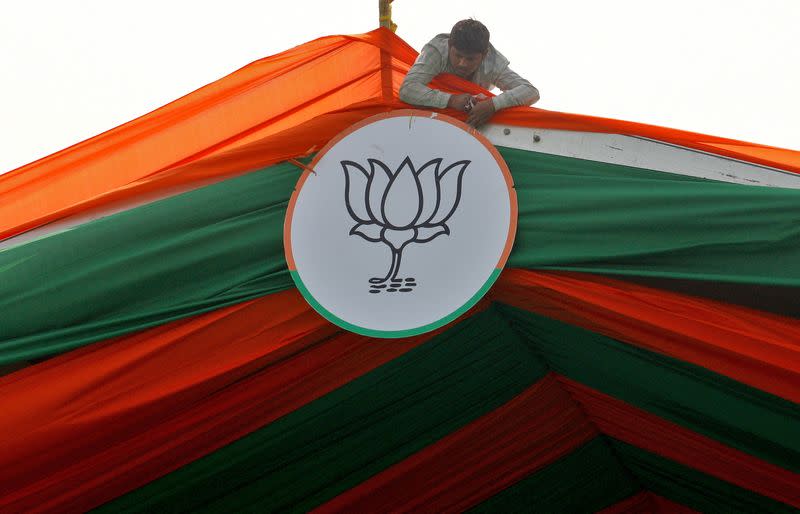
[1,28,798,514]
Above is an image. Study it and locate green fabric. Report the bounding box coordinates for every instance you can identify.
[96,305,800,513]
[469,438,640,514]
[96,308,548,513]
[0,163,299,365]
[3,147,800,365]
[498,304,800,474]
[611,440,800,514]
[507,148,800,286]
[471,437,798,514]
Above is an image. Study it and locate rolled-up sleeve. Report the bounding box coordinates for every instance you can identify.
[399,45,452,109]
[492,66,540,111]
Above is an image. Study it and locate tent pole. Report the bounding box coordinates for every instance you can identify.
[379,0,396,32]
[378,0,396,101]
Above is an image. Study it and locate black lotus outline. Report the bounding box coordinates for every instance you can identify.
[341,156,470,284]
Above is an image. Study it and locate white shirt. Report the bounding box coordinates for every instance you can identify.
[399,34,540,111]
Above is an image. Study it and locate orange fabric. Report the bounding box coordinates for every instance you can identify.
[0,101,402,245]
[563,377,800,509]
[492,269,800,404]
[2,29,798,243]
[497,107,800,172]
[0,30,415,242]
[314,375,598,514]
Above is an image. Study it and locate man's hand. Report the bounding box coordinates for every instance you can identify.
[466,98,495,127]
[447,93,473,112]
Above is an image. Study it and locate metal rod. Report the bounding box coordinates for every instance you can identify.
[378,0,396,32]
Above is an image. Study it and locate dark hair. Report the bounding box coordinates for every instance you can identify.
[449,19,490,54]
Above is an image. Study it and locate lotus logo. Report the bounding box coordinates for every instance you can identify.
[341,157,470,292]
[285,110,515,338]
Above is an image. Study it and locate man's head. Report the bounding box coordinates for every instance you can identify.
[448,19,490,79]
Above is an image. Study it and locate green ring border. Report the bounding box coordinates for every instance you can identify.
[290,268,502,338]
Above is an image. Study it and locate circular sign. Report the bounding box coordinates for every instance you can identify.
[284,110,517,337]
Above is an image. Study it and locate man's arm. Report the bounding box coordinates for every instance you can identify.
[467,66,538,127]
[491,66,540,111]
[399,45,452,109]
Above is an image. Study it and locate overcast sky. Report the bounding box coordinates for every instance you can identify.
[1,0,798,174]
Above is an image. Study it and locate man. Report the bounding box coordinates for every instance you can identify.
[399,19,539,127]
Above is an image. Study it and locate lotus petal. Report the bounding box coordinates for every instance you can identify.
[341,161,370,223]
[382,157,422,229]
[415,224,449,243]
[349,222,383,242]
[367,159,392,225]
[415,158,442,225]
[382,227,416,251]
[429,160,470,225]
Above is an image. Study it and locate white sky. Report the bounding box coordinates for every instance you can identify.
[1,0,798,174]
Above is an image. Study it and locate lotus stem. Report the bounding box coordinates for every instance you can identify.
[370,249,403,284]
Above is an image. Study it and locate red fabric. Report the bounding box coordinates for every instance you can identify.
[317,373,800,513]
[1,267,797,511]
[596,491,698,514]
[313,374,598,514]
[492,269,800,404]
[0,289,461,513]
[2,29,798,243]
[0,266,797,511]
[562,377,800,509]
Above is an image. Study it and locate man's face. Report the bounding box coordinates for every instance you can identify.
[447,45,485,79]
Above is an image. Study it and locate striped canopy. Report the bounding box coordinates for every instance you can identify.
[0,28,798,513]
